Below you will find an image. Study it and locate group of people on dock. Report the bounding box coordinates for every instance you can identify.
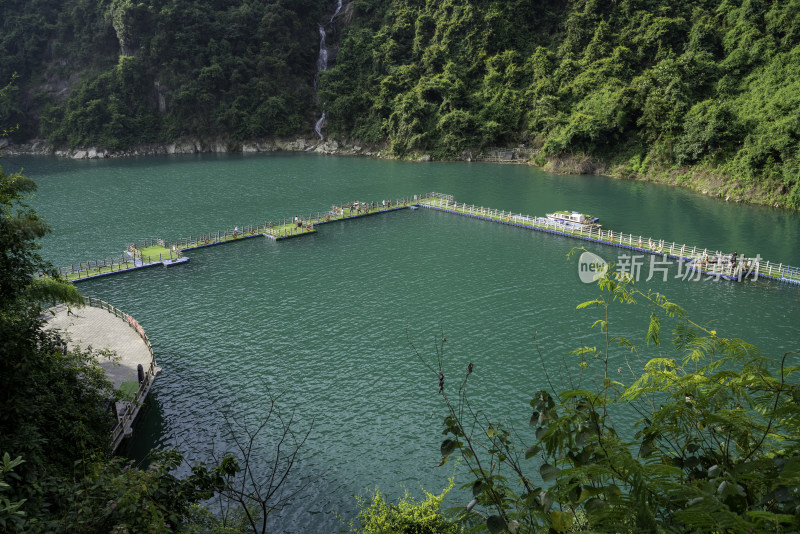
[701,251,740,267]
[292,217,312,231]
[331,199,396,217]
[696,250,759,278]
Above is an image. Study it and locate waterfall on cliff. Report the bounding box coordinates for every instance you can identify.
[314,111,327,140]
[330,0,342,23]
[313,25,327,139]
[313,1,343,140]
[315,24,328,87]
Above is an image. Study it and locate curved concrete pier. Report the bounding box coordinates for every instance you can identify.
[46,303,153,389]
[45,300,160,451]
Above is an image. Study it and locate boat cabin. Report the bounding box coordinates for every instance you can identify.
[550,211,589,223]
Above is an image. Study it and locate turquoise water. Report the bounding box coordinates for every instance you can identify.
[5,153,800,531]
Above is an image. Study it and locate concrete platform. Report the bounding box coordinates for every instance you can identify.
[45,303,153,389]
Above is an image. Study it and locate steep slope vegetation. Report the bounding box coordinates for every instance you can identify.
[319,0,800,208]
[2,0,799,208]
[0,0,327,149]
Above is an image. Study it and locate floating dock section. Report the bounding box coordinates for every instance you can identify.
[417,193,800,285]
[47,192,800,286]
[50,198,414,282]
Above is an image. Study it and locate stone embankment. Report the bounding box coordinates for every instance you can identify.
[1,137,534,163]
[0,136,386,159]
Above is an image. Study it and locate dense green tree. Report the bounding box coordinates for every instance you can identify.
[0,0,328,146]
[0,158,112,528]
[0,159,248,532]
[317,0,800,207]
[1,95,249,526]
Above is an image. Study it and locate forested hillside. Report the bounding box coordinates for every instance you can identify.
[320,0,800,208]
[2,0,800,208]
[0,0,326,148]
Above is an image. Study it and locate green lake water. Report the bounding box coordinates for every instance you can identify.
[4,152,800,532]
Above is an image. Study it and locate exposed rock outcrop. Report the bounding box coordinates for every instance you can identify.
[2,137,373,159]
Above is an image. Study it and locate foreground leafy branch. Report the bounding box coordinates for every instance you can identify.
[429,269,800,533]
[347,479,463,534]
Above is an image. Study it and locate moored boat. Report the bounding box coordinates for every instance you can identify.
[545,210,600,229]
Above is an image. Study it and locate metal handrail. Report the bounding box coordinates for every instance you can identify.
[82,296,158,444]
[418,193,800,284]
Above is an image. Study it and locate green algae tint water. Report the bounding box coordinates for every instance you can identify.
[7,152,800,532]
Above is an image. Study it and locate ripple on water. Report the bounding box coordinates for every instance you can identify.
[30,155,800,533]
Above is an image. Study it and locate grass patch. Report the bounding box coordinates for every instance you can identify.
[138,245,173,262]
[117,381,139,402]
[64,261,138,280]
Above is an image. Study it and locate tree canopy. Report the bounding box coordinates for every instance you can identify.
[319,0,800,208]
[0,0,328,148]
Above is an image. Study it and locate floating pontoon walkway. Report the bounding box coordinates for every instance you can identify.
[417,193,800,285]
[51,199,414,282]
[48,192,800,286]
